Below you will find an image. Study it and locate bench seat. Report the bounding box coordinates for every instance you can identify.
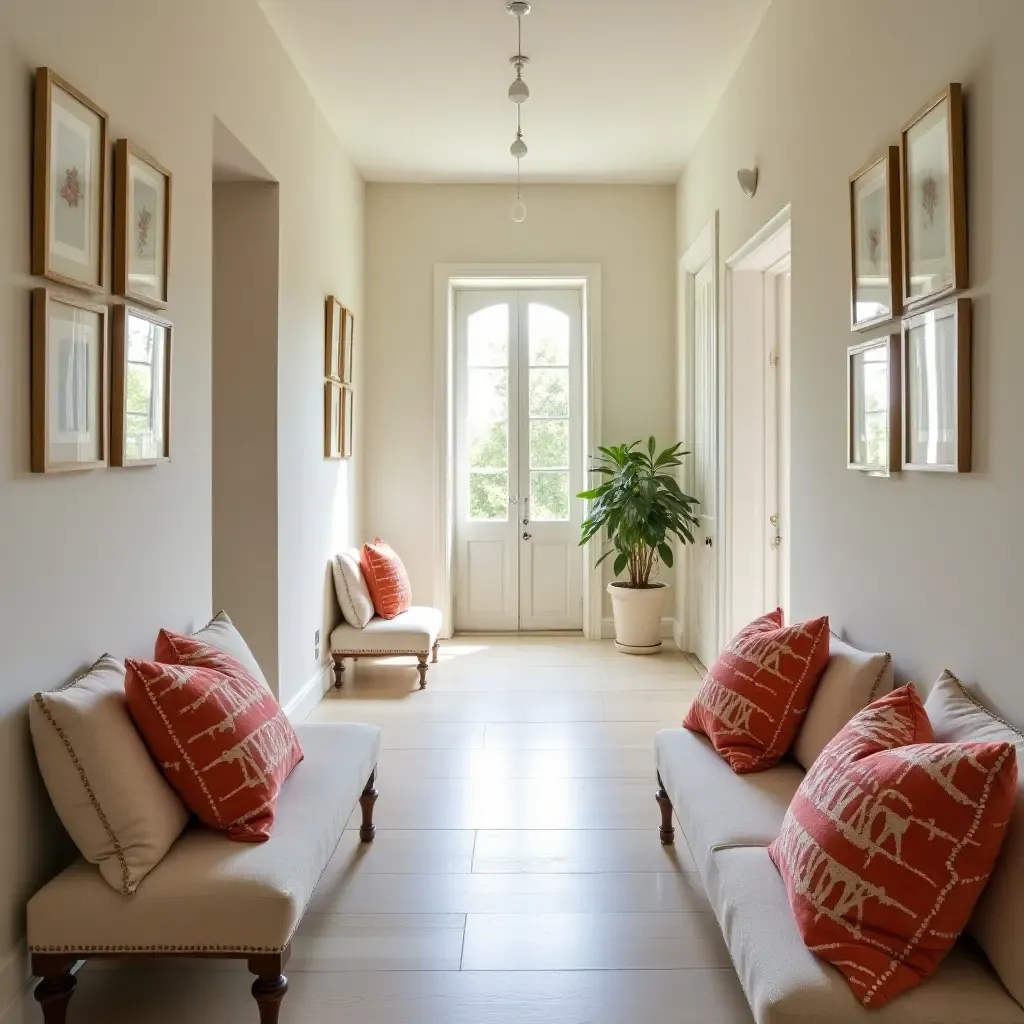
[330,605,442,688]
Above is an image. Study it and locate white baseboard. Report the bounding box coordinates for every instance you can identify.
[600,616,677,642]
[0,941,29,1018]
[283,664,333,723]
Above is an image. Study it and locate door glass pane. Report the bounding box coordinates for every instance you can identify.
[470,472,508,521]
[469,420,507,470]
[531,471,570,521]
[529,368,569,417]
[530,419,569,468]
[468,305,509,366]
[468,368,507,421]
[528,304,570,365]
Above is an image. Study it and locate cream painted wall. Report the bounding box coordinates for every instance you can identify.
[0,0,363,1003]
[364,184,677,618]
[677,0,1024,712]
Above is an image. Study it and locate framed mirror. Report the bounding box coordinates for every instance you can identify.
[848,333,901,476]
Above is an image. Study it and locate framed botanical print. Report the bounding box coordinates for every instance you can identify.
[900,84,968,310]
[325,381,342,459]
[849,148,902,330]
[848,334,901,476]
[325,296,343,380]
[111,306,172,466]
[31,289,107,473]
[902,298,971,473]
[340,386,354,459]
[114,140,171,307]
[341,307,354,385]
[32,69,108,293]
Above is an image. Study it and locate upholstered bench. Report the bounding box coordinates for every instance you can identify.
[27,721,381,1024]
[330,605,442,689]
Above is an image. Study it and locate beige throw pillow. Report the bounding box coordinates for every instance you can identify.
[792,637,893,770]
[29,655,188,895]
[926,670,1024,1008]
[190,610,271,690]
[332,549,374,628]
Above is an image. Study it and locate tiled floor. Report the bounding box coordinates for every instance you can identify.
[4,636,754,1023]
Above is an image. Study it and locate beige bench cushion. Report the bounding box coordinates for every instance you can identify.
[655,727,803,877]
[28,722,381,955]
[330,605,442,654]
[705,844,1024,1023]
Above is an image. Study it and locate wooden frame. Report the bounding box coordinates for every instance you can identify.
[324,380,342,459]
[900,84,968,311]
[333,644,440,690]
[340,385,354,459]
[32,68,109,293]
[341,306,354,384]
[111,305,172,467]
[902,298,971,473]
[324,296,344,380]
[849,148,902,331]
[114,139,172,308]
[31,289,108,473]
[847,333,901,475]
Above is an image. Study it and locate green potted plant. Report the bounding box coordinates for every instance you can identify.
[578,438,699,654]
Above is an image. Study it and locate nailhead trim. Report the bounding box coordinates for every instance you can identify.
[29,943,283,954]
[944,670,1024,740]
[333,649,431,657]
[867,653,893,703]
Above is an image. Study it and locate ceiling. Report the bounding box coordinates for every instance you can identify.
[259,0,769,184]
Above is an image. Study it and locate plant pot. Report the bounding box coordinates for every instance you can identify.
[607,582,669,654]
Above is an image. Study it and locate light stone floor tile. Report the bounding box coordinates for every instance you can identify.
[483,721,679,749]
[602,690,698,722]
[378,746,658,779]
[311,717,487,750]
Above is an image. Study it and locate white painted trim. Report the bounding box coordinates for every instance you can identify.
[601,616,677,641]
[433,263,603,641]
[283,664,332,723]
[0,940,29,1019]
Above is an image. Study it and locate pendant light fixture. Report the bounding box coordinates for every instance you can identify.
[506,0,531,222]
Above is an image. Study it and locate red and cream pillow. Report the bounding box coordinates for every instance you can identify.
[769,685,1017,1008]
[125,632,303,843]
[360,538,412,619]
[684,609,830,772]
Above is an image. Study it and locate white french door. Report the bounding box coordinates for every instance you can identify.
[454,288,584,632]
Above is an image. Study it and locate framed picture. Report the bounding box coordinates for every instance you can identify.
[325,297,343,380]
[31,289,107,473]
[902,298,971,473]
[900,84,968,310]
[325,381,342,459]
[341,307,354,385]
[849,148,902,330]
[340,385,354,459]
[848,334,901,476]
[32,68,108,293]
[114,140,171,308]
[111,306,172,466]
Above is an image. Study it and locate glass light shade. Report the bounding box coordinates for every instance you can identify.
[510,198,527,223]
[508,77,530,104]
[510,136,528,159]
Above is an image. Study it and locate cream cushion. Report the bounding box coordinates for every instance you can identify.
[655,727,802,874]
[190,611,270,692]
[792,638,894,771]
[705,844,1024,1023]
[330,605,442,654]
[926,670,1024,1008]
[28,722,381,954]
[29,655,188,896]
[332,549,374,628]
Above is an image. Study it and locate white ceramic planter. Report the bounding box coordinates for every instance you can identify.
[607,582,668,654]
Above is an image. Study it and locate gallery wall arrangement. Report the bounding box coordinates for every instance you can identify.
[847,82,971,477]
[324,295,354,460]
[29,66,174,475]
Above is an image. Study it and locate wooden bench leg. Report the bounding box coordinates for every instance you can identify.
[32,955,77,1024]
[656,772,675,845]
[359,767,378,842]
[248,953,288,1024]
[431,640,440,663]
[332,654,345,689]
[416,653,428,689]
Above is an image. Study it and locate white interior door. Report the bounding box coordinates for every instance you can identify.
[454,288,584,632]
[765,267,791,618]
[690,260,718,668]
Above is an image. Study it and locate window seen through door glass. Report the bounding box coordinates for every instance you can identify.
[467,305,510,521]
[528,303,571,521]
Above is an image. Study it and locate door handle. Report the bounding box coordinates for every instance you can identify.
[522,517,530,526]
[523,532,532,541]
[704,536,713,547]
[770,514,779,527]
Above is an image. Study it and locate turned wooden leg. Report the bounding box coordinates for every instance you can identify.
[416,652,429,689]
[656,772,675,845]
[248,953,288,1024]
[31,956,77,1024]
[431,640,440,664]
[359,767,378,842]
[332,654,345,689]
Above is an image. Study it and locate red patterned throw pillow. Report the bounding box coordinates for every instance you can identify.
[769,685,1017,1007]
[124,633,303,843]
[360,538,412,619]
[683,609,830,772]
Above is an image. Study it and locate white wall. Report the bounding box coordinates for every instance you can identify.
[0,0,363,1004]
[363,184,677,617]
[677,0,1024,713]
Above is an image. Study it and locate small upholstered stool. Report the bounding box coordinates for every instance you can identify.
[330,606,442,689]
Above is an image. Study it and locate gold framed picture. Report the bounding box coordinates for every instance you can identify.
[847,333,901,476]
[114,140,171,308]
[31,289,108,473]
[325,296,343,380]
[32,68,108,293]
[341,307,354,385]
[900,84,968,311]
[111,306,172,467]
[340,385,354,459]
[902,298,971,473]
[849,148,902,330]
[325,380,342,459]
